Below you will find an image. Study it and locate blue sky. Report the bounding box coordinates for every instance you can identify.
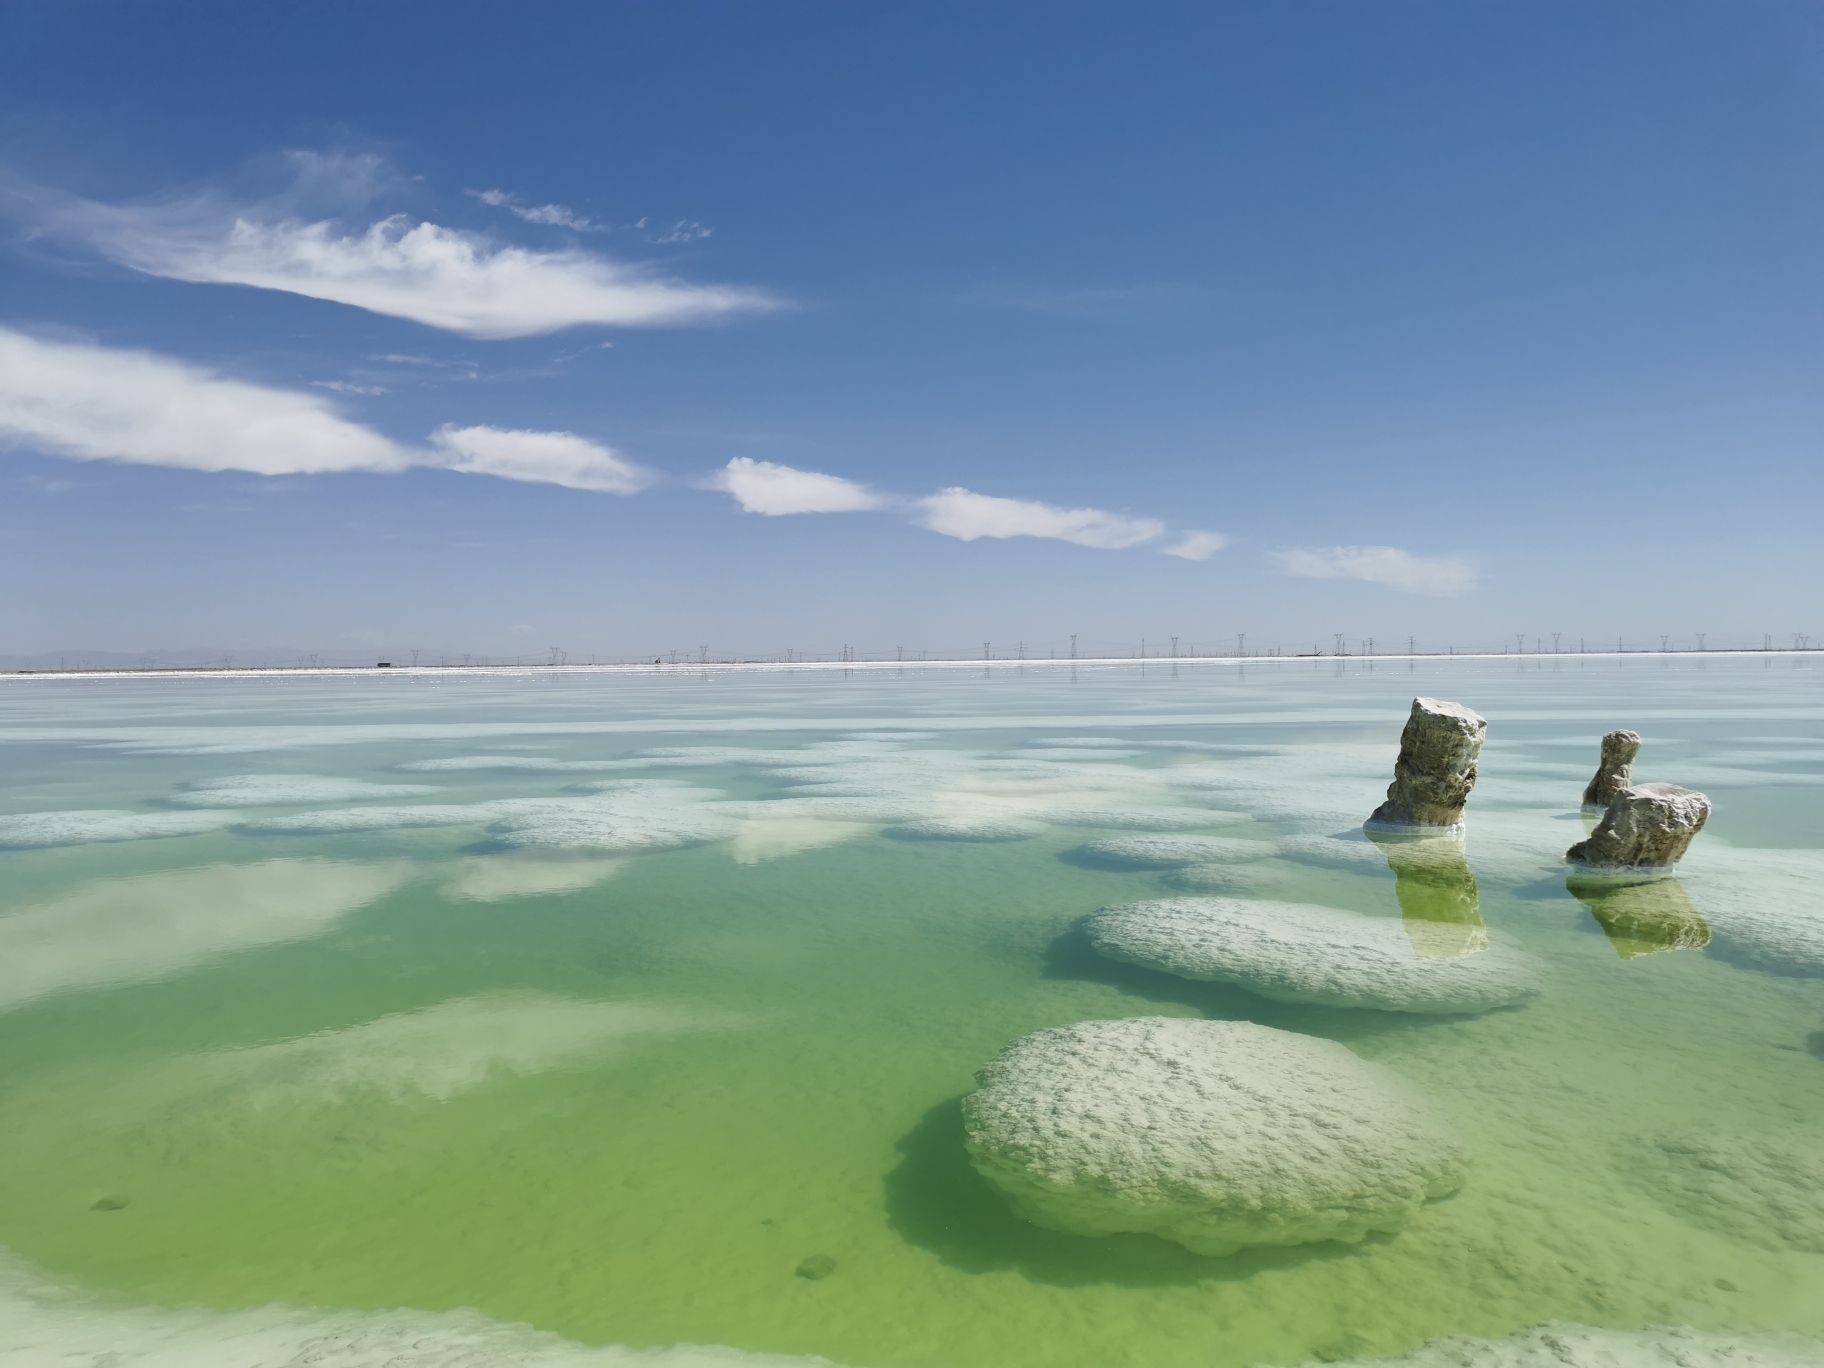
[1,1,1819,661]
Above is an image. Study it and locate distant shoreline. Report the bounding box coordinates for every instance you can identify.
[1,649,1807,682]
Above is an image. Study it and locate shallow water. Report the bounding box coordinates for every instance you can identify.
[1,657,1820,1367]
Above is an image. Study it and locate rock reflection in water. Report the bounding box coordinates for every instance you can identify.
[1366,829,1485,959]
[1567,874,1712,959]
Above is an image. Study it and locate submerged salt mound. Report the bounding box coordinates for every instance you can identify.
[1078,834,1273,868]
[486,792,742,852]
[1294,1324,1823,1367]
[0,1248,842,1367]
[242,803,495,834]
[1630,1130,1824,1254]
[962,1017,1463,1256]
[0,808,237,849]
[168,774,439,807]
[400,755,629,773]
[1086,898,1538,1014]
[1045,805,1250,832]
[888,814,1043,842]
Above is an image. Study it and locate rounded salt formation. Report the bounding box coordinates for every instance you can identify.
[1086,898,1538,1013]
[961,1017,1464,1256]
[1077,834,1272,868]
[886,814,1041,842]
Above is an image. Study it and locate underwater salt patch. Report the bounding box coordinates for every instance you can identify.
[1629,1129,1824,1254]
[0,808,238,849]
[183,992,739,1104]
[0,1247,842,1366]
[0,860,410,1011]
[1291,1323,1823,1366]
[443,855,625,902]
[168,774,440,807]
[962,1017,1464,1256]
[1087,897,1539,1014]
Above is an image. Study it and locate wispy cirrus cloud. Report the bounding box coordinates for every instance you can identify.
[706,457,885,515]
[466,187,603,233]
[1274,544,1477,596]
[7,162,777,339]
[0,327,647,496]
[915,487,1164,550]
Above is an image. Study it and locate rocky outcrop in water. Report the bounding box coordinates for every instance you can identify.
[1566,782,1711,870]
[1580,729,1642,809]
[1366,698,1486,831]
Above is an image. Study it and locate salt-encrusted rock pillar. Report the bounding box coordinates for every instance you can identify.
[1366,698,1487,831]
[1566,782,1711,870]
[1581,730,1642,809]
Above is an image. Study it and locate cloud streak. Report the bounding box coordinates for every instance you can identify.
[1274,544,1477,596]
[430,425,651,495]
[707,457,885,515]
[0,326,411,476]
[0,327,649,495]
[915,487,1164,550]
[1161,531,1227,561]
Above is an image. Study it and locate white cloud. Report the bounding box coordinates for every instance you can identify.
[914,487,1164,550]
[0,326,410,476]
[467,186,602,233]
[708,457,885,515]
[19,175,778,338]
[311,379,387,396]
[430,425,651,495]
[1274,544,1477,596]
[1161,530,1227,561]
[0,328,653,495]
[651,219,713,244]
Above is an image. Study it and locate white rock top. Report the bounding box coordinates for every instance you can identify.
[962,1016,1463,1256]
[1087,898,1539,1014]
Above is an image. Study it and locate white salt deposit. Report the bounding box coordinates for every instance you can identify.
[963,1017,1464,1256]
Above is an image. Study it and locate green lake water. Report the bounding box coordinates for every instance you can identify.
[0,657,1819,1366]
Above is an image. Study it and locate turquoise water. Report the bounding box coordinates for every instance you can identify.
[0,658,1820,1366]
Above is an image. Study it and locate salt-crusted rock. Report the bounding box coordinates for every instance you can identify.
[962,1017,1463,1256]
[1366,698,1487,831]
[1565,783,1710,870]
[1580,729,1642,809]
[1077,834,1273,868]
[1292,1323,1824,1366]
[1086,898,1537,1014]
[1567,876,1711,959]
